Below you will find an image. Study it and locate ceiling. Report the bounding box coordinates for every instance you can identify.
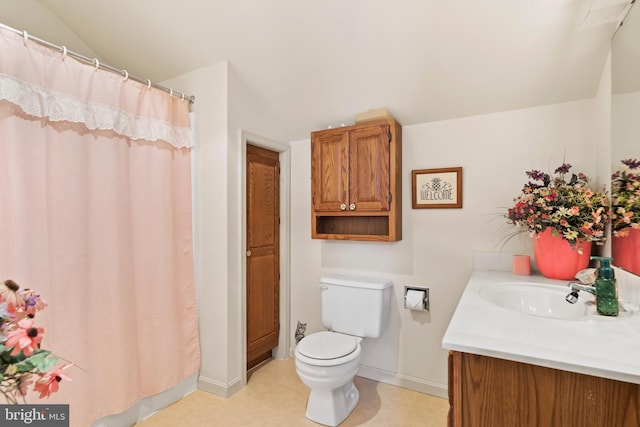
[0,0,632,140]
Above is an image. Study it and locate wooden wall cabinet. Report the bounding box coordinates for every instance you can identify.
[311,118,402,241]
[448,351,640,427]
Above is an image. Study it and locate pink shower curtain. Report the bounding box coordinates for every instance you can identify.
[0,28,200,426]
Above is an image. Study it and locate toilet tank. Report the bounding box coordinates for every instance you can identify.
[320,274,393,338]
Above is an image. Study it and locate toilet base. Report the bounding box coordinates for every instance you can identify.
[305,381,359,427]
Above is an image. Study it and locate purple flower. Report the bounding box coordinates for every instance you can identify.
[526,170,546,181]
[622,158,640,170]
[24,294,39,308]
[554,163,572,174]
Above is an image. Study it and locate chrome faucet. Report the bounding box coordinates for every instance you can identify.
[565,281,596,304]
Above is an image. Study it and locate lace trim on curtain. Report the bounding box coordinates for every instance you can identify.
[0,73,192,149]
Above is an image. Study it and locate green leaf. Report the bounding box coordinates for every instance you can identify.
[0,344,11,357]
[569,173,578,185]
[14,358,34,372]
[15,350,56,373]
[1,347,16,363]
[26,351,57,373]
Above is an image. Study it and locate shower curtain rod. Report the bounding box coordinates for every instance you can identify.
[0,23,195,104]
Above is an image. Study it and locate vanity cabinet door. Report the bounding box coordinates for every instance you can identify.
[311,129,349,212]
[449,351,640,427]
[348,124,390,211]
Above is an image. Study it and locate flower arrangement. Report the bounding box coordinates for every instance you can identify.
[506,163,609,249]
[611,158,640,236]
[0,279,71,404]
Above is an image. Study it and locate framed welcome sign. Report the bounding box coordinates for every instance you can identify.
[412,167,463,209]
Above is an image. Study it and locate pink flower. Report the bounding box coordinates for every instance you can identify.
[5,318,44,356]
[33,366,72,398]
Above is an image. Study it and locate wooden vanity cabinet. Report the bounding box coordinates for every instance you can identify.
[448,351,640,427]
[311,118,402,241]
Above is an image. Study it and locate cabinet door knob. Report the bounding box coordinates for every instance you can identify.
[349,203,356,210]
[246,250,252,257]
[340,203,347,211]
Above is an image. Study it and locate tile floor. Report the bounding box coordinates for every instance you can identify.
[135,358,449,426]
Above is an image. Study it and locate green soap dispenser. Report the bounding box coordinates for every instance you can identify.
[591,256,618,317]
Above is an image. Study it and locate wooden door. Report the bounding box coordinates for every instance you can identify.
[246,144,280,370]
[311,129,349,212]
[349,124,390,211]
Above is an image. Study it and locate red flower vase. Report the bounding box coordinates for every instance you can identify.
[532,228,592,280]
[612,228,640,276]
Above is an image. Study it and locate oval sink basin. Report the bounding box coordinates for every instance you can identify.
[479,282,595,320]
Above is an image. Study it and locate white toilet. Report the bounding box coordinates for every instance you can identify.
[295,274,392,426]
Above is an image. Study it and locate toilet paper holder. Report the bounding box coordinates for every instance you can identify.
[404,286,429,312]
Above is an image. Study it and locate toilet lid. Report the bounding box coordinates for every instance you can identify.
[297,331,358,360]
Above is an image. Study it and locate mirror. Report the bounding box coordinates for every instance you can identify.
[611,2,640,275]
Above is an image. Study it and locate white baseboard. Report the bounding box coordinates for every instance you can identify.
[197,375,243,398]
[357,365,448,400]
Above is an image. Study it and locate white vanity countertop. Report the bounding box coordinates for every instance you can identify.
[442,270,640,384]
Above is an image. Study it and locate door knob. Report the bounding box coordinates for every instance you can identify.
[349,203,356,210]
[246,250,252,257]
[340,203,347,211]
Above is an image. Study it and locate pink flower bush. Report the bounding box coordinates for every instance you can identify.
[611,159,640,236]
[0,279,71,404]
[506,163,609,248]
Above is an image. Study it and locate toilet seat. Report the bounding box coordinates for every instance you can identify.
[298,331,357,359]
[296,331,361,367]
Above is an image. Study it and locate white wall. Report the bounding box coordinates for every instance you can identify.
[165,62,290,397]
[611,82,640,296]
[226,64,291,385]
[596,52,612,189]
[0,0,97,58]
[163,63,235,393]
[291,99,600,397]
[595,52,612,258]
[612,90,640,162]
